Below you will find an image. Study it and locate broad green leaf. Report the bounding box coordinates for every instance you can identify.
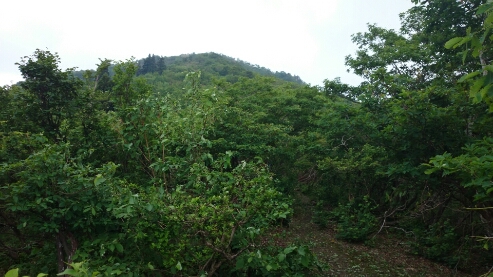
[477,3,493,15]
[236,258,245,269]
[486,12,493,26]
[445,37,463,49]
[176,261,182,271]
[94,174,106,186]
[37,274,48,277]
[57,269,77,276]
[5,269,19,277]
[301,255,310,267]
[459,71,481,82]
[454,37,471,49]
[284,246,296,254]
[71,262,83,271]
[479,84,493,102]
[424,168,438,175]
[470,76,487,101]
[480,28,490,44]
[115,243,123,253]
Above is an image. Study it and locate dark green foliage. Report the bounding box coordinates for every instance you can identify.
[16,49,83,140]
[231,245,323,276]
[94,59,114,92]
[1,56,319,275]
[312,201,331,229]
[137,54,166,76]
[409,220,466,267]
[331,196,377,243]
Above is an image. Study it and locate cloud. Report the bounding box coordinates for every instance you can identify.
[1,0,411,87]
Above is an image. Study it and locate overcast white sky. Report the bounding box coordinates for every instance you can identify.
[0,0,414,87]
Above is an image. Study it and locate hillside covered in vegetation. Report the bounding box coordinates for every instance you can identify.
[2,0,493,276]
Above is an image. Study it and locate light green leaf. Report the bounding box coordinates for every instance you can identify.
[57,269,77,276]
[176,261,182,271]
[71,262,83,271]
[470,76,487,101]
[94,174,106,186]
[477,3,493,15]
[36,274,48,277]
[284,246,296,254]
[5,269,19,277]
[445,37,463,49]
[459,71,481,83]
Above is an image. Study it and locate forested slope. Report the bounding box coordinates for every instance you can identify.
[2,0,493,276]
[73,52,304,94]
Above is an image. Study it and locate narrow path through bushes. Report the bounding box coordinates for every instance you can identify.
[285,194,475,277]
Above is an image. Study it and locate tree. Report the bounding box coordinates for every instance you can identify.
[137,54,164,76]
[327,1,493,267]
[156,56,166,74]
[16,49,82,140]
[94,58,114,92]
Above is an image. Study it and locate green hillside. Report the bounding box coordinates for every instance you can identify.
[74,52,304,94]
[157,52,304,84]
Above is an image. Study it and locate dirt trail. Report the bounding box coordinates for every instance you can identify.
[285,194,474,277]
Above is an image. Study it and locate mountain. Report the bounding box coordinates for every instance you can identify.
[74,52,305,92]
[157,52,304,84]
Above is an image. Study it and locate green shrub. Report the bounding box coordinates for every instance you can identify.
[312,200,331,229]
[231,244,324,276]
[333,196,377,242]
[409,220,465,267]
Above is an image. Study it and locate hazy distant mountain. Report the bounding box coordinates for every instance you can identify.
[74,52,305,90]
[157,52,304,85]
